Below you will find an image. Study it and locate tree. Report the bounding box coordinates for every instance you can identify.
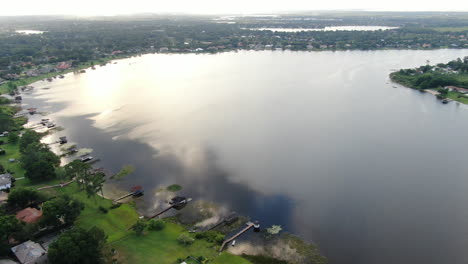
[64,161,105,197]
[86,171,105,198]
[48,227,106,264]
[64,160,91,180]
[21,143,59,181]
[148,219,165,231]
[7,188,43,208]
[0,215,22,255]
[132,219,146,235]
[8,132,18,144]
[19,130,41,153]
[42,195,84,227]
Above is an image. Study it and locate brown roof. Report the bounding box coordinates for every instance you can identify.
[16,208,43,224]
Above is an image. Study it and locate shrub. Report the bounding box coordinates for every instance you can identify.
[110,203,121,209]
[132,220,146,235]
[148,219,165,231]
[177,233,194,246]
[194,231,224,244]
[98,206,108,214]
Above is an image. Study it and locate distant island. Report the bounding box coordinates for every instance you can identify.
[390,57,468,104]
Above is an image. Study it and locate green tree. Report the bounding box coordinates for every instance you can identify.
[86,171,105,198]
[7,132,19,144]
[21,143,59,181]
[148,219,165,231]
[42,195,84,227]
[0,215,22,255]
[64,160,91,180]
[19,130,41,153]
[132,219,146,235]
[48,227,106,264]
[7,188,43,208]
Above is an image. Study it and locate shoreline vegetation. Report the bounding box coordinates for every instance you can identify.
[390,56,468,104]
[0,57,327,263]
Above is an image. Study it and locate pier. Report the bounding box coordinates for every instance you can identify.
[113,186,144,202]
[148,196,191,219]
[208,212,239,231]
[219,221,260,252]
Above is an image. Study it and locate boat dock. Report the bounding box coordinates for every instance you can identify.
[208,212,239,231]
[219,221,260,252]
[113,186,144,202]
[148,196,191,219]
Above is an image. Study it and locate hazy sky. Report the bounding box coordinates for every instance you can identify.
[2,0,467,16]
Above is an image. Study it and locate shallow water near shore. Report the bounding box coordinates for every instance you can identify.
[23,49,468,264]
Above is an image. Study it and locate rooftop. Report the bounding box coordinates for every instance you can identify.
[16,208,43,224]
[11,240,47,264]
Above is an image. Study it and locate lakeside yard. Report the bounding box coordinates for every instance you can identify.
[1,136,253,264]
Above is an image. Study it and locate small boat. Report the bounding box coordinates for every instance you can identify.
[442,99,450,104]
[79,70,86,73]
[80,156,93,162]
[59,75,64,79]
[46,123,56,128]
[69,148,78,153]
[59,136,67,144]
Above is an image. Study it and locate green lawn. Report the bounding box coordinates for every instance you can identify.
[446,91,468,104]
[112,222,251,264]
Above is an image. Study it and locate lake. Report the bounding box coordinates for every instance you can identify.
[24,49,468,264]
[244,26,398,32]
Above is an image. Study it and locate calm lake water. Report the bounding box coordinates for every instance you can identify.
[24,49,468,264]
[245,26,398,32]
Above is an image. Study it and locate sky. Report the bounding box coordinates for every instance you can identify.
[1,0,468,16]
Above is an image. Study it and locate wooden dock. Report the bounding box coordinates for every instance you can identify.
[148,205,175,219]
[113,190,143,202]
[219,222,254,252]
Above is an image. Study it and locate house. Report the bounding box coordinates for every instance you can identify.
[56,61,71,71]
[0,173,12,191]
[11,241,47,264]
[16,208,43,224]
[445,86,468,94]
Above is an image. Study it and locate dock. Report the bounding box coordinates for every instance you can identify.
[208,212,239,231]
[219,221,260,252]
[148,196,191,219]
[113,186,144,202]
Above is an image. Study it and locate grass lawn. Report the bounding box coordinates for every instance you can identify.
[112,222,251,264]
[446,91,468,104]
[0,142,24,177]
